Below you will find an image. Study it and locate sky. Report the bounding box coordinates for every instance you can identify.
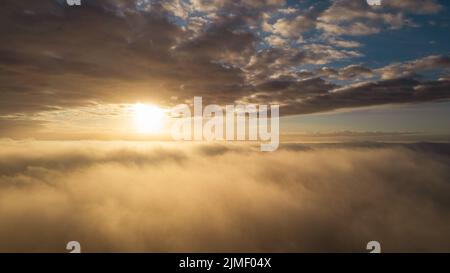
[0,0,450,139]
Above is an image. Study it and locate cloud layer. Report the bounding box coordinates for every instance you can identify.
[0,140,449,252]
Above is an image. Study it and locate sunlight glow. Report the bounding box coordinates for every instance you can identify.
[132,103,165,134]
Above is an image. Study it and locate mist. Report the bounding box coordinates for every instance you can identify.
[0,140,449,252]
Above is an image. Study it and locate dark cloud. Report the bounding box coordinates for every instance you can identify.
[0,141,449,252]
[279,78,450,115]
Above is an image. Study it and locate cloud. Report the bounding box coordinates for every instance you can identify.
[377,55,450,80]
[264,35,288,47]
[244,46,361,84]
[385,0,442,14]
[272,15,315,38]
[338,65,374,79]
[317,0,431,36]
[0,140,449,252]
[0,0,258,114]
[0,0,449,125]
[280,78,450,115]
[326,38,362,48]
[317,21,382,36]
[317,0,444,41]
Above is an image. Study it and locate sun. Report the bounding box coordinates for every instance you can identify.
[132,103,165,134]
